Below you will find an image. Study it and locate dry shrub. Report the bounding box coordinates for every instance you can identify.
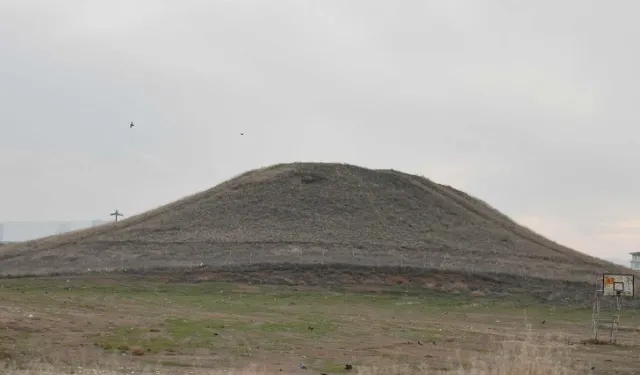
[448,331,583,375]
[130,346,145,356]
[356,331,584,375]
[443,281,469,294]
[423,282,437,289]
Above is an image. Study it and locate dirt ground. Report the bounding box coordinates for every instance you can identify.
[0,276,638,374]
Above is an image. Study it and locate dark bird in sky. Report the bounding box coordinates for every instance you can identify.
[130,121,134,128]
[240,132,244,135]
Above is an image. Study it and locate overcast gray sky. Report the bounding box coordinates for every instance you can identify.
[1,0,639,261]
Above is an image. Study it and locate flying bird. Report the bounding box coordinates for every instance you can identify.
[240,132,244,135]
[130,121,134,128]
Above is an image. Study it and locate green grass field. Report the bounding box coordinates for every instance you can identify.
[1,276,639,374]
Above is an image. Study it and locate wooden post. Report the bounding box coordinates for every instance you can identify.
[110,210,124,222]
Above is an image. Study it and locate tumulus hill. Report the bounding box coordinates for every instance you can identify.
[0,162,630,289]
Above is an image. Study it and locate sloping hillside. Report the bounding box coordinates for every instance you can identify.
[0,162,628,281]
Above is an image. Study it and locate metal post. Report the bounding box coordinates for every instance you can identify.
[591,278,603,341]
[610,294,623,344]
[591,293,600,341]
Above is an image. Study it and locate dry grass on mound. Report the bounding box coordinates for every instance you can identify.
[1,162,628,282]
[6,332,584,375]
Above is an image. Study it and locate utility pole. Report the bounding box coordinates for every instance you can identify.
[110,210,124,222]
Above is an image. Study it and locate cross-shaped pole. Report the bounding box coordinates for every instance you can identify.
[110,209,124,222]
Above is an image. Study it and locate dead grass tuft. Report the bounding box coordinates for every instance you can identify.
[130,346,145,356]
[445,281,469,293]
[452,335,581,375]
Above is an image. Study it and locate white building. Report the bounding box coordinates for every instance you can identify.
[631,252,640,270]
